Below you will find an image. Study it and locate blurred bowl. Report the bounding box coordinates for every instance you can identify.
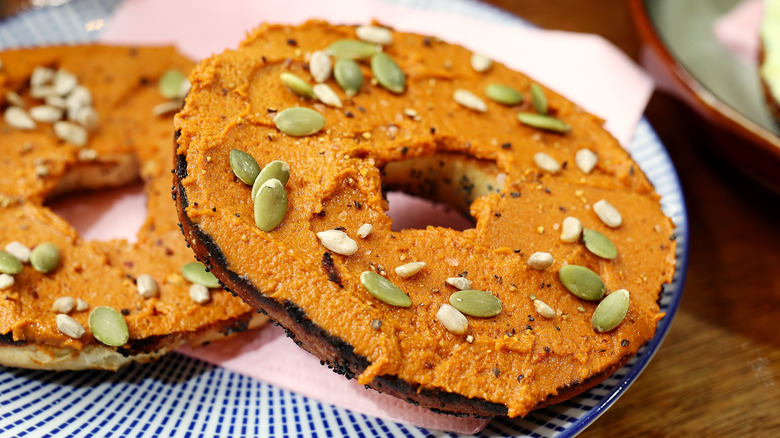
[630,0,780,191]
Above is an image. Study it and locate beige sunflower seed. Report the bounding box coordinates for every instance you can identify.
[593,199,622,228]
[65,85,92,112]
[582,228,618,259]
[484,83,523,105]
[356,223,373,238]
[30,66,55,87]
[89,306,129,346]
[309,50,332,83]
[316,230,357,256]
[329,39,378,60]
[333,58,364,97]
[371,52,406,94]
[280,72,315,99]
[30,242,60,273]
[152,100,182,116]
[527,252,554,270]
[449,289,502,317]
[533,152,561,173]
[74,106,99,131]
[356,25,393,45]
[56,314,85,339]
[189,283,211,304]
[77,148,98,161]
[313,83,342,108]
[273,107,325,136]
[54,69,78,96]
[136,274,159,299]
[592,289,630,333]
[5,91,24,107]
[53,121,88,146]
[453,89,487,112]
[558,264,605,301]
[470,53,493,73]
[75,298,89,312]
[4,107,36,130]
[533,299,556,319]
[436,303,468,334]
[560,217,583,243]
[254,178,288,232]
[518,113,571,133]
[575,148,598,173]
[395,262,425,278]
[446,277,471,290]
[29,105,64,123]
[5,242,30,263]
[45,95,67,108]
[360,271,412,307]
[0,274,14,290]
[52,296,76,314]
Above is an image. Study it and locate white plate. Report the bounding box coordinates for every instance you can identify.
[0,1,689,436]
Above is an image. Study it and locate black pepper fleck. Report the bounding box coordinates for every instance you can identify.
[371,319,382,330]
[121,308,130,316]
[621,339,630,347]
[492,367,500,377]
[286,38,297,46]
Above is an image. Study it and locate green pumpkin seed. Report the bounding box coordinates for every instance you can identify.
[89,306,129,347]
[530,83,547,115]
[592,289,630,333]
[360,271,412,307]
[0,251,22,275]
[229,149,261,185]
[485,84,523,105]
[558,265,605,301]
[273,107,325,136]
[370,53,406,94]
[254,178,287,232]
[280,73,315,99]
[582,228,618,260]
[181,262,220,288]
[159,69,187,100]
[517,112,571,133]
[328,39,377,60]
[30,242,60,273]
[334,59,364,97]
[449,290,502,317]
[252,160,291,199]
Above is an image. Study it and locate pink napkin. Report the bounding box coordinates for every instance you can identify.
[713,0,762,64]
[85,0,653,432]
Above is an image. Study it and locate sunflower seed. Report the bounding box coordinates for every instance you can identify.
[485,83,522,105]
[533,152,561,173]
[592,289,630,333]
[53,121,88,146]
[75,298,89,311]
[5,91,24,107]
[4,107,35,130]
[530,83,547,114]
[29,85,58,99]
[558,264,605,301]
[560,217,583,243]
[280,72,315,99]
[152,100,182,116]
[229,149,261,185]
[77,148,98,161]
[527,252,554,270]
[582,228,617,259]
[65,85,92,111]
[593,199,622,228]
[356,223,373,238]
[52,296,76,314]
[334,58,364,97]
[371,52,406,94]
[360,271,412,307]
[181,262,220,288]
[29,105,63,123]
[470,53,493,73]
[316,229,357,256]
[30,66,55,87]
[575,148,598,173]
[309,50,332,83]
[273,107,325,136]
[518,113,571,133]
[449,289,502,317]
[313,83,342,108]
[328,39,378,60]
[89,306,129,346]
[446,277,471,290]
[5,242,30,264]
[453,89,487,112]
[56,314,85,339]
[159,69,187,99]
[0,274,14,290]
[189,283,211,304]
[395,262,425,278]
[0,251,22,275]
[45,95,67,108]
[53,69,77,96]
[73,106,99,131]
[436,303,468,334]
[254,178,287,232]
[356,25,393,45]
[533,299,556,319]
[30,242,60,273]
[136,274,159,299]
[252,160,291,198]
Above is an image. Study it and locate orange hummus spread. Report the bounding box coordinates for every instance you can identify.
[174,21,677,417]
[0,45,260,370]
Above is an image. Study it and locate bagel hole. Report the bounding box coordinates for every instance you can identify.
[386,191,475,231]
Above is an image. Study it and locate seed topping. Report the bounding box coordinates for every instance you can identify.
[356,223,373,238]
[56,314,85,339]
[316,230,358,256]
[453,89,487,112]
[0,274,14,290]
[309,50,332,83]
[356,25,394,45]
[582,228,618,259]
[485,83,523,105]
[189,283,211,304]
[436,304,468,334]
[592,289,630,333]
[593,199,622,228]
[280,72,315,99]
[273,107,325,136]
[230,149,261,185]
[136,274,159,299]
[52,296,76,314]
[533,299,556,319]
[89,306,129,346]
[254,178,288,232]
[518,113,571,133]
[558,264,606,301]
[446,276,471,290]
[329,39,378,60]
[360,271,412,307]
[449,289,502,317]
[575,148,598,173]
[370,52,406,94]
[30,242,60,273]
[560,217,583,243]
[527,252,554,270]
[333,58,364,97]
[533,152,561,173]
[181,262,220,288]
[0,251,22,275]
[313,83,343,108]
[395,262,425,278]
[470,53,493,73]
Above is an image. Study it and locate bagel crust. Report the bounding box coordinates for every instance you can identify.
[0,45,262,370]
[174,21,677,417]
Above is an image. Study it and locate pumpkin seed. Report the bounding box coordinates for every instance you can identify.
[30,242,60,273]
[518,113,571,133]
[582,228,618,260]
[159,69,187,99]
[313,83,342,108]
[449,290,502,317]
[371,52,406,94]
[530,83,547,114]
[558,265,605,301]
[360,271,412,307]
[280,72,315,99]
[229,149,261,185]
[0,274,14,290]
[592,289,630,333]
[252,160,291,199]
[453,89,487,112]
[436,303,468,334]
[89,306,129,346]
[333,58,364,97]
[356,25,393,45]
[560,217,583,243]
[56,314,85,339]
[181,261,220,288]
[593,199,622,228]
[485,83,523,106]
[575,148,598,173]
[395,262,425,278]
[273,107,325,136]
[470,53,493,73]
[254,178,287,232]
[316,229,357,256]
[0,251,22,275]
[309,50,332,83]
[328,39,377,60]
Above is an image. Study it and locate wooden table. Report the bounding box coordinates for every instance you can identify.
[484,1,780,436]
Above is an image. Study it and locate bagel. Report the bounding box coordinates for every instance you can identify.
[174,21,677,417]
[0,45,263,371]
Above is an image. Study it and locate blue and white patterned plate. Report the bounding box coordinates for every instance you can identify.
[0,1,689,437]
